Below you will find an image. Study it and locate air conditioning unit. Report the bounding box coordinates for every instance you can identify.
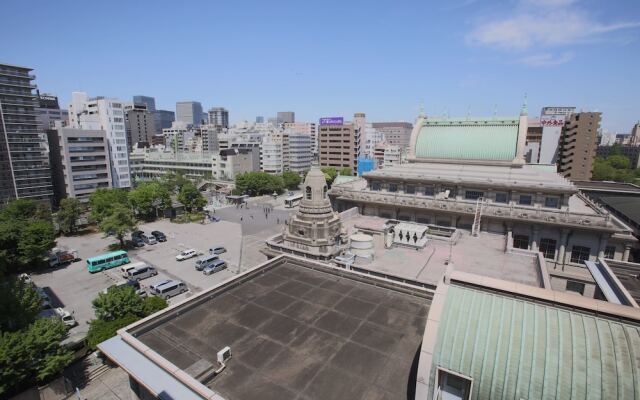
[217,346,231,364]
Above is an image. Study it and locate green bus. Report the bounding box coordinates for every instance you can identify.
[86,250,130,273]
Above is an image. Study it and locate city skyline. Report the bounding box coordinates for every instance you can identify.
[1,0,639,132]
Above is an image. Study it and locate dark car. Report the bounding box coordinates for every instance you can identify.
[132,230,144,239]
[151,231,167,242]
[131,236,145,247]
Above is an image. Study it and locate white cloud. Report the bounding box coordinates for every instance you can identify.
[466,1,640,51]
[518,52,574,66]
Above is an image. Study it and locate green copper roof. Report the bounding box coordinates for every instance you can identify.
[414,118,519,161]
[428,285,640,400]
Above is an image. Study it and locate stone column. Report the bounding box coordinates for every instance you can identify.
[623,244,631,262]
[506,224,513,251]
[531,226,540,252]
[597,234,609,259]
[557,229,570,267]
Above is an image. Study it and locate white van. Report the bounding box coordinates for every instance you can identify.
[154,280,188,300]
[121,261,147,278]
[141,232,157,245]
[194,254,218,271]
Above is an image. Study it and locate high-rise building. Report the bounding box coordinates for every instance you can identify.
[208,107,229,128]
[176,101,203,126]
[558,112,601,181]
[68,92,131,188]
[124,103,156,150]
[371,122,413,150]
[0,63,53,205]
[287,132,312,172]
[276,111,295,125]
[47,128,111,205]
[154,109,175,136]
[539,106,576,164]
[284,122,317,157]
[631,122,640,146]
[133,95,156,112]
[260,135,284,174]
[255,116,264,124]
[36,93,69,130]
[318,117,358,174]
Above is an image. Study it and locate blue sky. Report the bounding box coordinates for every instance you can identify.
[1,0,639,132]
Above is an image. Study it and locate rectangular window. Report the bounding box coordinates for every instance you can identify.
[570,245,591,263]
[436,368,472,400]
[465,190,484,200]
[604,245,616,259]
[539,238,557,259]
[566,280,585,295]
[519,195,532,205]
[406,185,415,194]
[513,234,529,250]
[388,183,397,192]
[424,186,434,196]
[545,197,559,208]
[495,193,508,203]
[371,182,380,191]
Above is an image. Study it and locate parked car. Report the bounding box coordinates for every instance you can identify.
[39,307,77,327]
[121,261,148,278]
[176,249,197,261]
[152,280,188,300]
[151,231,167,242]
[149,279,172,293]
[132,230,144,238]
[131,236,145,247]
[202,259,227,275]
[195,254,219,271]
[127,265,158,281]
[141,232,157,245]
[210,216,221,222]
[209,246,227,255]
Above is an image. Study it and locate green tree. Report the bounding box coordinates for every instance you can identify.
[321,167,338,186]
[56,198,83,235]
[607,154,631,170]
[89,188,129,223]
[0,318,72,396]
[92,285,144,321]
[235,172,285,196]
[161,171,190,193]
[143,296,168,316]
[86,314,139,351]
[0,200,56,274]
[177,181,207,211]
[98,204,136,247]
[0,278,42,332]
[338,167,353,177]
[281,171,301,190]
[128,182,171,220]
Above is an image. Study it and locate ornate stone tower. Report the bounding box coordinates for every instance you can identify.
[282,166,346,257]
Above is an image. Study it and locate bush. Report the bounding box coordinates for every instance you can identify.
[143,296,168,316]
[86,314,139,350]
[92,286,144,321]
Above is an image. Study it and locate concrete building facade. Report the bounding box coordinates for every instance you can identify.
[539,106,575,164]
[68,92,131,188]
[558,112,601,181]
[176,101,203,126]
[287,132,312,172]
[36,93,69,130]
[276,111,294,125]
[318,119,359,174]
[47,128,112,204]
[0,63,53,205]
[125,103,156,150]
[371,122,413,150]
[260,135,284,174]
[207,107,229,129]
[133,95,156,112]
[154,109,175,136]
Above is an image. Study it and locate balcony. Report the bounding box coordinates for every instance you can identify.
[0,79,37,89]
[330,186,616,231]
[0,69,35,79]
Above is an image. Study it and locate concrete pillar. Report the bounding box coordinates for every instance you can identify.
[506,224,513,251]
[557,229,570,266]
[623,244,631,262]
[531,226,540,252]
[597,234,609,259]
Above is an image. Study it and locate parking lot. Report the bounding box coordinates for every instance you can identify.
[29,206,295,338]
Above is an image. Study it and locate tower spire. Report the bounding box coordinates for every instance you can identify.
[521,93,528,116]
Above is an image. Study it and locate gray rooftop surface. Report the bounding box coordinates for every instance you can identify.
[136,261,430,400]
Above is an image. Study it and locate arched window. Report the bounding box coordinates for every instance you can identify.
[306,186,312,200]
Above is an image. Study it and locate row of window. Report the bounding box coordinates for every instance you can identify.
[512,234,616,262]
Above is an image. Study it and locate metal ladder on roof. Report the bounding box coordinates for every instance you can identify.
[472,197,484,237]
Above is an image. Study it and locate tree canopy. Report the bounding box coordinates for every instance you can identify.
[592,153,640,183]
[281,171,301,190]
[234,172,284,196]
[338,167,353,177]
[98,204,136,247]
[128,182,171,220]
[56,198,83,235]
[92,285,144,321]
[177,181,207,211]
[0,278,42,332]
[0,199,56,275]
[89,188,129,223]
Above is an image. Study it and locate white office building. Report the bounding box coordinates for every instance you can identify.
[68,92,131,188]
[260,135,284,174]
[539,106,575,164]
[288,132,312,172]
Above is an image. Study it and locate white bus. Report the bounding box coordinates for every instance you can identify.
[284,193,303,208]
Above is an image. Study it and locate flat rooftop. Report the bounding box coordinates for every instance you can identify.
[132,259,430,400]
[347,215,542,288]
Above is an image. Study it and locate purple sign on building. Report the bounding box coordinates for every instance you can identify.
[319,117,344,126]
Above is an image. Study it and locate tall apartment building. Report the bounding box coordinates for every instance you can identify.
[260,135,284,174]
[318,117,359,174]
[539,106,576,164]
[0,63,53,205]
[36,93,69,130]
[284,122,317,157]
[558,112,601,181]
[208,107,229,128]
[125,103,156,150]
[47,128,111,205]
[276,111,295,125]
[176,101,203,126]
[68,92,131,188]
[371,122,413,150]
[287,132,312,172]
